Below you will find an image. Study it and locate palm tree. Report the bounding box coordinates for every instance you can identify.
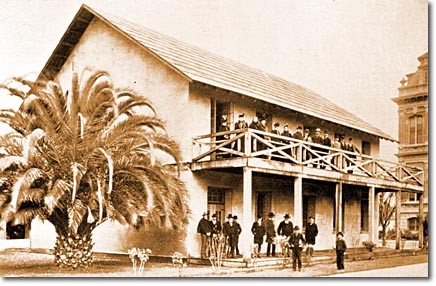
[0,69,190,269]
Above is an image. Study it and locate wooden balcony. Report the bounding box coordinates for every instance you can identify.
[192,129,424,193]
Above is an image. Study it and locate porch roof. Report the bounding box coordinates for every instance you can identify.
[38,4,394,142]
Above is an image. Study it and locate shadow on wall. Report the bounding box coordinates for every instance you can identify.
[92,220,187,255]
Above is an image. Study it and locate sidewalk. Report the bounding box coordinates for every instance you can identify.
[0,248,428,277]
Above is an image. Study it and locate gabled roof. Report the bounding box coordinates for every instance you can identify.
[38,4,394,141]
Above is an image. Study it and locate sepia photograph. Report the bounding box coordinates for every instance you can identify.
[0,0,428,279]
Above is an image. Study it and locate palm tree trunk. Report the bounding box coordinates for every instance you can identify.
[53,231,94,269]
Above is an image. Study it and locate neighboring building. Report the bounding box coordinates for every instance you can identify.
[0,5,424,256]
[392,52,428,234]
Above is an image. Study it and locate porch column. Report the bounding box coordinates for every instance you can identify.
[395,190,401,249]
[418,192,424,249]
[293,175,303,229]
[368,186,376,242]
[241,167,253,259]
[335,182,343,233]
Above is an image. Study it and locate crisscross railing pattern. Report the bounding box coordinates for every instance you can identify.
[192,129,423,186]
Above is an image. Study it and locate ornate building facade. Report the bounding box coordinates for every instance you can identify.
[393,52,428,240]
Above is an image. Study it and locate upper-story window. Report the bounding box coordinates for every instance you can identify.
[408,114,424,144]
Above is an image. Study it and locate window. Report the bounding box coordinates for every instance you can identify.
[408,115,424,144]
[207,187,227,223]
[407,217,419,231]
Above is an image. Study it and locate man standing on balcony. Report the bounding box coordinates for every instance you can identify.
[197,212,212,259]
[303,128,312,163]
[346,137,360,174]
[217,115,231,158]
[331,136,342,168]
[321,130,332,169]
[312,128,324,168]
[234,113,248,153]
[281,123,294,159]
[249,116,262,152]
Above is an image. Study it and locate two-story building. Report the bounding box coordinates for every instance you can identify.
[392,52,428,247]
[4,5,422,258]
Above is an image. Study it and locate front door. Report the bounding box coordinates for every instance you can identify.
[257,192,272,218]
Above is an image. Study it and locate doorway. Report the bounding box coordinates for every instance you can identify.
[257,192,272,218]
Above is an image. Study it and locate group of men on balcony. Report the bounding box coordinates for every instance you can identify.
[217,113,361,172]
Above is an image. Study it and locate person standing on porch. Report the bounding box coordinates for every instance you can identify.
[281,123,294,159]
[277,214,294,239]
[251,215,266,256]
[217,115,231,159]
[311,128,324,168]
[331,135,342,168]
[305,216,318,259]
[303,128,312,162]
[249,116,262,152]
[335,232,347,270]
[346,137,360,174]
[266,212,277,257]
[223,214,238,258]
[292,126,303,160]
[234,113,248,153]
[233,215,242,257]
[321,130,332,169]
[290,226,306,271]
[197,212,212,259]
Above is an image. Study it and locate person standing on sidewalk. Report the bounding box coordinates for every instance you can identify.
[335,232,347,270]
[265,212,277,257]
[290,226,306,271]
[233,215,242,257]
[305,216,319,260]
[197,212,212,259]
[251,215,266,256]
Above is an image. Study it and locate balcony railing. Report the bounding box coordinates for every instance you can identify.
[192,128,424,186]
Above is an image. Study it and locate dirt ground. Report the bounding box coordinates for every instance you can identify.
[0,249,428,278]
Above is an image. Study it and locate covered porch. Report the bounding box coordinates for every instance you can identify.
[190,129,424,259]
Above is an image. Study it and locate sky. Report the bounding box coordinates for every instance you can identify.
[0,0,428,161]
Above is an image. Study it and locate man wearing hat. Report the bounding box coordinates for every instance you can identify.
[233,215,242,257]
[223,214,239,258]
[271,122,281,141]
[305,216,319,260]
[335,232,347,270]
[277,214,294,239]
[321,131,332,169]
[302,128,312,162]
[197,212,212,259]
[265,212,277,257]
[311,128,324,168]
[251,215,266,255]
[234,113,248,153]
[210,213,222,237]
[345,137,360,174]
[217,115,231,159]
[290,226,306,271]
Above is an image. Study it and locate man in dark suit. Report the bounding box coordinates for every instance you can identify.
[277,213,294,239]
[251,215,266,255]
[197,212,212,259]
[233,215,242,256]
[311,128,324,168]
[305,216,319,259]
[290,226,306,271]
[321,130,332,168]
[234,113,248,153]
[223,214,239,258]
[217,115,231,158]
